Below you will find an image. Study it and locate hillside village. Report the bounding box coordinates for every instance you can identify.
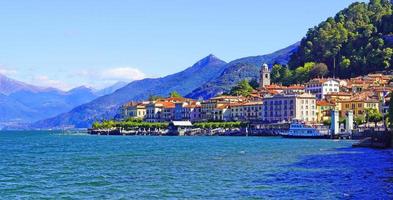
[120,64,392,127]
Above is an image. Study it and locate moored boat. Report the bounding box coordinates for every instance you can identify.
[280,121,329,139]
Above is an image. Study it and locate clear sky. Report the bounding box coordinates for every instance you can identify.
[0,0,365,90]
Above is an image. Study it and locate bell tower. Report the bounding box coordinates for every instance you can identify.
[259,63,270,89]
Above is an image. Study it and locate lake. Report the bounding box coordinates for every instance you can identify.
[0,131,392,199]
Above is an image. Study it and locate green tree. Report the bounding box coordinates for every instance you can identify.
[340,58,351,74]
[148,95,164,101]
[230,80,254,96]
[270,64,283,83]
[280,67,294,86]
[248,79,259,89]
[365,108,383,127]
[354,116,366,126]
[288,0,393,78]
[292,62,314,83]
[169,91,182,98]
[323,119,331,126]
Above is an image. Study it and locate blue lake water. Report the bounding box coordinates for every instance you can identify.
[0,131,392,199]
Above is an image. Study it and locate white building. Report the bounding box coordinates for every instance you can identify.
[262,93,317,123]
[305,78,340,99]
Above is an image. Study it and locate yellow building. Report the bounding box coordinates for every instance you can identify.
[123,102,147,119]
[338,97,380,118]
[316,100,336,123]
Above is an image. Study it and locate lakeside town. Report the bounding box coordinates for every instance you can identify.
[91,64,393,147]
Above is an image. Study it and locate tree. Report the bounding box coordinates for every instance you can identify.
[288,0,393,78]
[323,119,331,126]
[92,121,101,129]
[365,108,383,127]
[309,63,329,78]
[248,79,259,89]
[292,62,314,83]
[148,95,164,101]
[270,64,294,85]
[230,80,254,96]
[271,64,283,83]
[354,116,366,126]
[280,67,293,86]
[340,58,351,73]
[169,91,182,98]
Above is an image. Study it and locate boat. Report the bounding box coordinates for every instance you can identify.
[280,121,330,139]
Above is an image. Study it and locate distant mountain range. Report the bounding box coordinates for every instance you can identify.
[32,43,299,129]
[32,54,229,128]
[0,74,126,129]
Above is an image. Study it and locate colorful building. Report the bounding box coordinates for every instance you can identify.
[262,93,317,123]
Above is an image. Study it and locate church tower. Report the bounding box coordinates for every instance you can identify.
[259,63,270,89]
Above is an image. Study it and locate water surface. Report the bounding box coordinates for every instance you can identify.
[0,131,392,199]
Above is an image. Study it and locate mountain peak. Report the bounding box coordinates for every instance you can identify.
[204,53,220,61]
[0,73,46,95]
[193,54,226,69]
[68,86,95,94]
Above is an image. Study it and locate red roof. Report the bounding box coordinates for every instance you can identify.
[160,102,175,108]
[316,100,335,106]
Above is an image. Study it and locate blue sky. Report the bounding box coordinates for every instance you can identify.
[0,0,364,90]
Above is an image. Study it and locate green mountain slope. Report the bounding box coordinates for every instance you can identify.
[289,0,393,78]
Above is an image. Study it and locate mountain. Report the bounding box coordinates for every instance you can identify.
[0,75,128,129]
[289,0,393,78]
[32,55,228,128]
[0,73,50,95]
[94,81,128,96]
[186,42,299,99]
[0,93,38,122]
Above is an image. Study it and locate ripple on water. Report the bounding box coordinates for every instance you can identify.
[0,132,392,199]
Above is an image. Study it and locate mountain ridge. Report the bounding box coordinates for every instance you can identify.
[33,44,299,129]
[0,75,131,129]
[32,55,229,128]
[186,42,299,99]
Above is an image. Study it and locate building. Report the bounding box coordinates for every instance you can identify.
[174,101,202,122]
[305,78,340,99]
[183,104,202,122]
[284,85,305,94]
[123,102,147,119]
[337,97,380,118]
[259,63,270,89]
[316,100,336,123]
[324,92,352,102]
[212,104,232,121]
[230,102,263,121]
[145,102,164,122]
[262,93,317,123]
[201,95,245,121]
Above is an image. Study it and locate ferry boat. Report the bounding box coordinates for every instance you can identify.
[280,121,329,139]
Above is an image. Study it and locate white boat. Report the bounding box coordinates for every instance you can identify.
[280,121,329,139]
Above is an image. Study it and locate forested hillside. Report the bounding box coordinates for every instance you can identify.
[289,0,393,78]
